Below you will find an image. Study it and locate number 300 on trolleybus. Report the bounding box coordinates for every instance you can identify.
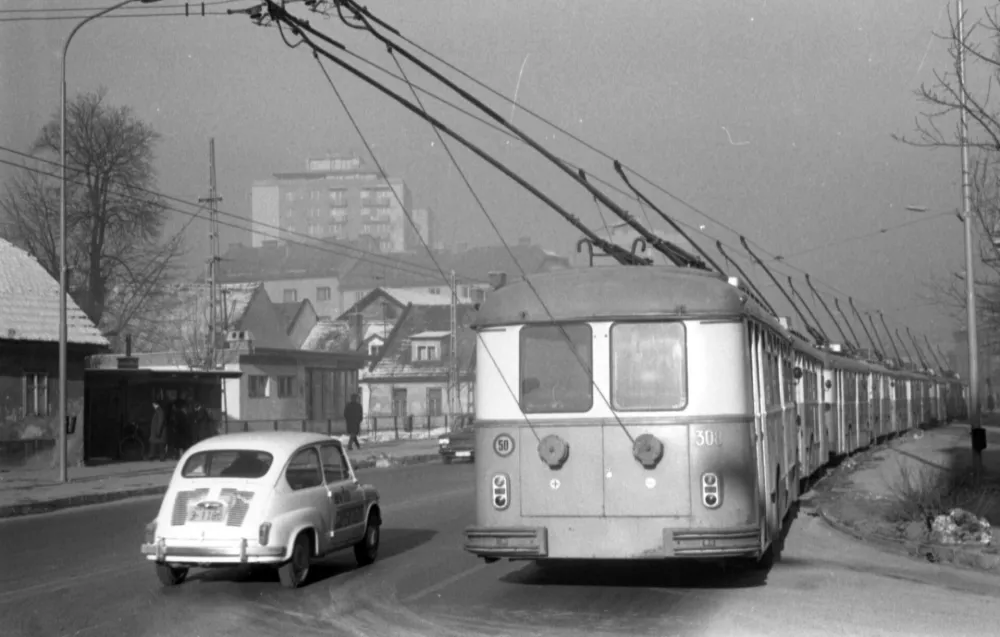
[463,266,796,568]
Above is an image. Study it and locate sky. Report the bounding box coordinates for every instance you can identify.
[0,0,990,355]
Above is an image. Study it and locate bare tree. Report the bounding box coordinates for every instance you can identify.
[0,87,182,343]
[896,3,1000,349]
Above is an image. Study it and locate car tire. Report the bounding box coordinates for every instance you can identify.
[278,532,312,589]
[155,563,188,586]
[354,512,381,567]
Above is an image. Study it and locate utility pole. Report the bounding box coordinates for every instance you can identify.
[957,0,984,474]
[199,138,222,369]
[449,270,458,416]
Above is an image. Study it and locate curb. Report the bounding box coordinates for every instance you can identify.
[816,504,1000,575]
[0,453,444,520]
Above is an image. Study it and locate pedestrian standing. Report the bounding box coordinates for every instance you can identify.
[148,401,166,461]
[344,393,363,450]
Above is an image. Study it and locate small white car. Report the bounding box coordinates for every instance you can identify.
[141,431,382,589]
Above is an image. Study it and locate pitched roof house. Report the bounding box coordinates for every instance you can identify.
[360,302,478,419]
[0,238,108,468]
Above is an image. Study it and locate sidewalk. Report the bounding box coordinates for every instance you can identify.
[0,436,443,519]
[809,422,1000,574]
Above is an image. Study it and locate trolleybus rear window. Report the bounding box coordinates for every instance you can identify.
[610,322,686,411]
[519,324,593,413]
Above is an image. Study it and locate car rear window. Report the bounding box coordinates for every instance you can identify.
[181,450,274,479]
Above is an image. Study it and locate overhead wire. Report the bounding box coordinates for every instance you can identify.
[382,35,633,443]
[321,0,946,346]
[286,7,615,443]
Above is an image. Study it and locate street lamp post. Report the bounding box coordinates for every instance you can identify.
[956,0,983,475]
[59,0,161,483]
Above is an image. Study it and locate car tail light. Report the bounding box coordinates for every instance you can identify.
[144,520,157,544]
[491,473,510,510]
[702,472,722,509]
[259,522,272,546]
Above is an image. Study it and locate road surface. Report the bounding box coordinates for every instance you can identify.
[2,461,999,637]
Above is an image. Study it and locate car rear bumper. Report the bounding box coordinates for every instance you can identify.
[141,538,287,565]
[439,448,474,459]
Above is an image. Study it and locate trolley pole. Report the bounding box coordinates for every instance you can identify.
[957,0,983,475]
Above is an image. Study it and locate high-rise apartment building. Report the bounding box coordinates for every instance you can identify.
[251,154,434,253]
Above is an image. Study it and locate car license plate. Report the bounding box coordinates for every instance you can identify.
[456,451,472,458]
[190,506,224,523]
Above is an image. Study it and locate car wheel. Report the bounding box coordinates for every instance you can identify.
[155,563,188,586]
[278,532,312,589]
[354,512,381,567]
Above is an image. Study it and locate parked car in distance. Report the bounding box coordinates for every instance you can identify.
[438,415,475,464]
[140,431,382,589]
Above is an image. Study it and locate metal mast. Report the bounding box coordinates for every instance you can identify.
[199,138,223,369]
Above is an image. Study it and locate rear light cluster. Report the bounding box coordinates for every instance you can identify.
[492,473,510,510]
[259,522,272,546]
[145,521,157,544]
[702,472,722,509]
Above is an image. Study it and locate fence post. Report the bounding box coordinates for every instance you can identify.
[243,421,249,432]
[327,419,332,436]
[427,414,431,434]
[393,415,399,440]
[444,414,448,432]
[301,420,307,433]
[274,420,279,431]
[373,417,378,437]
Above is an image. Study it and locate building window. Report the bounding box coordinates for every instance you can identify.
[23,372,49,416]
[413,343,440,361]
[317,286,331,301]
[426,388,442,416]
[329,189,347,207]
[472,288,487,303]
[369,342,382,357]
[283,289,298,302]
[249,375,269,399]
[277,375,295,398]
[428,287,441,295]
[460,286,470,299]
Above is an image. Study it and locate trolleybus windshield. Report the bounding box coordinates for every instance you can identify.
[519,323,593,413]
[611,322,686,411]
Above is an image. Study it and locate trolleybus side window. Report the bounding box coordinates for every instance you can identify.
[609,321,686,411]
[519,323,593,413]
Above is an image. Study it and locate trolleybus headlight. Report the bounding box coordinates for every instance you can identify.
[701,472,722,509]
[491,473,510,511]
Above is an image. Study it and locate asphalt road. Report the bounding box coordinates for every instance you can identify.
[3,461,1000,637]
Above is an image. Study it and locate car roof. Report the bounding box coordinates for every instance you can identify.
[186,431,339,459]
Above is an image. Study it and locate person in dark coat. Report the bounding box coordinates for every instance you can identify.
[344,393,363,450]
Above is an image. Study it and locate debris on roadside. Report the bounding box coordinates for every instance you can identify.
[929,508,992,546]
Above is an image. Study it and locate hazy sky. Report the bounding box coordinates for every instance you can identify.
[0,0,988,352]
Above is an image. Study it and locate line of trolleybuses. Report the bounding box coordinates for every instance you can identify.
[462,265,968,568]
[140,265,971,588]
